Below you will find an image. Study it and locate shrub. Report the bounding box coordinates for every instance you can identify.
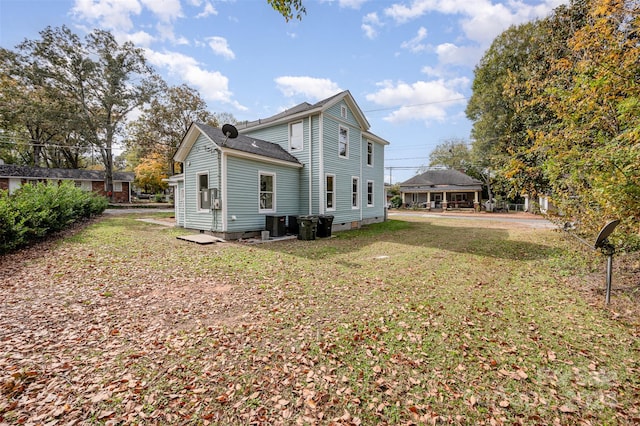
[0,181,108,254]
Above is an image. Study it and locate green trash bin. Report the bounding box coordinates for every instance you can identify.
[317,214,334,238]
[297,215,318,240]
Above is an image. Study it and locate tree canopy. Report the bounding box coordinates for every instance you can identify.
[1,26,161,199]
[466,0,639,248]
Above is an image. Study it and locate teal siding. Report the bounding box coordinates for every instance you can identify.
[326,100,359,127]
[362,138,386,219]
[178,94,387,237]
[225,155,301,232]
[183,134,220,231]
[321,114,363,225]
[244,116,321,216]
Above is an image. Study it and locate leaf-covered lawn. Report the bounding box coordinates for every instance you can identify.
[1,214,638,425]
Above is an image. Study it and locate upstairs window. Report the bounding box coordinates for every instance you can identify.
[339,126,348,158]
[259,172,275,212]
[290,121,303,151]
[341,105,347,119]
[367,141,373,166]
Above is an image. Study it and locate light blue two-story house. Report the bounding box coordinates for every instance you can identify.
[169,90,390,240]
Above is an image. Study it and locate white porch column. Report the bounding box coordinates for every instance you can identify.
[427,192,431,209]
[442,191,448,209]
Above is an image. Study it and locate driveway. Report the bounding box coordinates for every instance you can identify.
[388,210,557,229]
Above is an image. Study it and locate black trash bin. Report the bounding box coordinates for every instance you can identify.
[265,215,286,237]
[317,214,334,238]
[297,215,318,240]
[287,215,299,235]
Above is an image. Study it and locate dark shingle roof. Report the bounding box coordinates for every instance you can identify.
[236,90,351,130]
[194,122,301,165]
[0,164,134,181]
[400,169,482,187]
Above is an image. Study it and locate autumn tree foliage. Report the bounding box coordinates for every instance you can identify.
[134,153,169,195]
[467,0,639,248]
[124,84,226,175]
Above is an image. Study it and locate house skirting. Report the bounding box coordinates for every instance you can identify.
[174,216,386,240]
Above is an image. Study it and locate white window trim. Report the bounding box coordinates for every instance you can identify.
[197,172,210,212]
[351,176,359,209]
[258,171,276,213]
[367,180,374,207]
[341,105,347,119]
[289,121,303,152]
[367,141,374,167]
[338,125,349,159]
[325,173,336,211]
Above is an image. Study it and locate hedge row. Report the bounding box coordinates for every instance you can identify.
[0,181,108,254]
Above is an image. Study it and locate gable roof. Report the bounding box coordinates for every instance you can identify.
[0,164,134,182]
[236,90,372,133]
[174,122,302,166]
[400,169,482,188]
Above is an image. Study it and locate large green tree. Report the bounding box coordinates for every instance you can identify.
[4,26,161,199]
[539,0,640,245]
[125,84,234,174]
[428,139,471,171]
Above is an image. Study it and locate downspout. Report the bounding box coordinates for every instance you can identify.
[308,116,313,215]
[318,113,325,215]
[221,150,227,232]
[359,134,363,222]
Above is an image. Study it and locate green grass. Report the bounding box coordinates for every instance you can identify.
[1,213,638,424]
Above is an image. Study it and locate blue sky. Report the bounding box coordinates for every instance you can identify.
[0,0,566,183]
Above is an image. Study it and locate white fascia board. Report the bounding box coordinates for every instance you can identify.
[363,131,390,146]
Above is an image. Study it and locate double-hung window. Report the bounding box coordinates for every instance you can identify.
[367,180,374,207]
[197,172,210,211]
[367,141,373,166]
[351,177,359,209]
[326,174,336,210]
[290,121,303,151]
[338,126,348,158]
[259,172,275,212]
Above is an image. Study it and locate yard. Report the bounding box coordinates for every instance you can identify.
[1,213,638,425]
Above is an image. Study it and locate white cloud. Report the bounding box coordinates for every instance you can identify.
[206,36,235,60]
[400,26,428,53]
[140,0,182,22]
[361,12,382,39]
[274,76,342,101]
[156,22,189,44]
[125,30,155,47]
[196,1,217,18]
[384,0,569,45]
[339,0,368,8]
[72,0,142,31]
[365,79,468,124]
[145,49,247,111]
[435,42,482,67]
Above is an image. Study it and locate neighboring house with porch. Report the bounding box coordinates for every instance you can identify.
[0,164,134,203]
[398,169,483,211]
[168,90,390,240]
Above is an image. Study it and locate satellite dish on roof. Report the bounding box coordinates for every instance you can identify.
[594,219,620,249]
[222,123,238,140]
